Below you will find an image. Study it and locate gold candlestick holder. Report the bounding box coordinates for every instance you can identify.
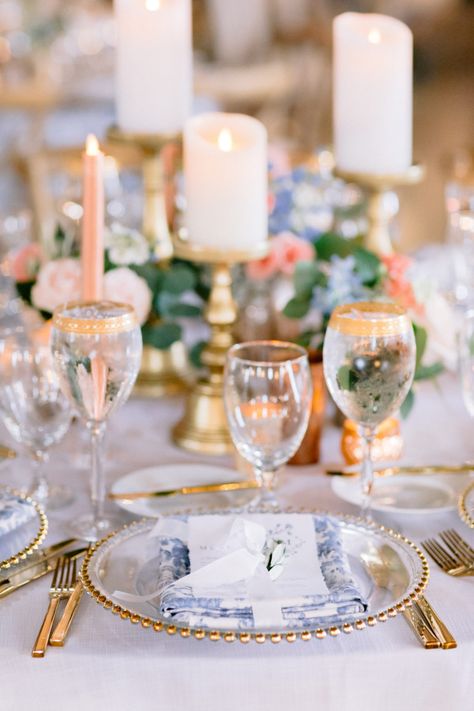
[172,236,269,455]
[107,126,188,396]
[335,163,425,256]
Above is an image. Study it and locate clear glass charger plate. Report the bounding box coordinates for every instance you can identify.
[459,481,474,529]
[82,508,429,644]
[0,487,48,570]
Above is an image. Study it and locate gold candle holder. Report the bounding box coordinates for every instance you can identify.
[172,236,269,455]
[335,163,425,256]
[107,126,188,396]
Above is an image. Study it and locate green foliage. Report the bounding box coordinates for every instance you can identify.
[162,263,196,294]
[282,297,310,319]
[352,247,383,287]
[313,232,363,261]
[142,322,182,350]
[400,388,415,419]
[189,340,207,368]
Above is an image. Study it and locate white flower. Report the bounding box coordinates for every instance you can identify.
[418,293,460,371]
[105,223,149,266]
[104,267,152,326]
[31,258,81,313]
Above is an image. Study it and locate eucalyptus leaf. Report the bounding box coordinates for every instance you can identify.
[282,297,310,319]
[315,232,362,261]
[353,247,382,286]
[293,261,320,297]
[414,362,444,381]
[413,324,427,369]
[189,340,207,368]
[162,264,196,295]
[400,388,415,419]
[142,322,182,350]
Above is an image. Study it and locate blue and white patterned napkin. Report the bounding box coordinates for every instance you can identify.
[136,513,367,631]
[0,491,36,537]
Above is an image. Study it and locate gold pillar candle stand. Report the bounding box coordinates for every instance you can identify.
[107,126,188,396]
[335,164,425,256]
[172,237,269,455]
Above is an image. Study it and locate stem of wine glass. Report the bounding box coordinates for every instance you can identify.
[87,420,106,523]
[359,426,376,518]
[253,467,278,510]
[30,449,49,502]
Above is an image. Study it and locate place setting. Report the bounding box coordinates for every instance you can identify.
[1,2,474,709]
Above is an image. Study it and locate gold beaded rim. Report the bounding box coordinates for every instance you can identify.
[458,480,474,529]
[0,487,48,570]
[80,508,429,644]
[52,301,138,336]
[328,302,412,338]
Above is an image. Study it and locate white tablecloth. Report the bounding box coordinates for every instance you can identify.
[1,374,473,711]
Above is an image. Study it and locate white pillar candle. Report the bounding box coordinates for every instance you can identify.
[115,0,192,135]
[333,13,413,175]
[184,112,268,250]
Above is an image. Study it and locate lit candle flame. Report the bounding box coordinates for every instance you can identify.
[217,128,233,152]
[86,134,100,156]
[146,0,161,10]
[368,28,381,44]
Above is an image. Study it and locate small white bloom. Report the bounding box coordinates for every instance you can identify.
[105,223,149,266]
[104,267,152,326]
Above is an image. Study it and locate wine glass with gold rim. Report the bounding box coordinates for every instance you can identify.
[51,301,142,541]
[323,302,416,516]
[224,340,312,509]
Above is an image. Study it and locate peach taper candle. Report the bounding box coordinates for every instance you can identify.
[82,134,104,301]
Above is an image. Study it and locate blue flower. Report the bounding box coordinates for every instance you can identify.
[312,256,368,314]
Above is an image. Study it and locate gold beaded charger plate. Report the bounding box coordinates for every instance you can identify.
[459,480,474,529]
[81,509,429,644]
[0,488,48,570]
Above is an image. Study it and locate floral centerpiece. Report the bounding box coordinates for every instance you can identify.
[11,223,207,360]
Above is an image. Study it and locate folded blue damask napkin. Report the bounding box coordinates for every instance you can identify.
[136,513,367,631]
[0,491,36,538]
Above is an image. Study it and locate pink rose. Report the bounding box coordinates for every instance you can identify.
[10,243,43,283]
[273,232,315,276]
[104,267,152,326]
[246,246,281,281]
[31,258,81,313]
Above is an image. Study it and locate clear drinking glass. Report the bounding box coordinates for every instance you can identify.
[459,309,474,417]
[323,302,416,516]
[0,333,72,508]
[224,340,312,508]
[51,301,142,541]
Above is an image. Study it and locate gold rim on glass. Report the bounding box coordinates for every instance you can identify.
[458,480,474,529]
[328,302,412,338]
[0,488,48,570]
[227,340,308,367]
[81,509,429,645]
[52,301,138,336]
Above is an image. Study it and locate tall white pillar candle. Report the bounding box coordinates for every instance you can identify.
[333,13,413,175]
[184,112,268,250]
[207,0,271,65]
[115,0,192,135]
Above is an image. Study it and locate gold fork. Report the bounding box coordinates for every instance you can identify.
[31,556,77,658]
[422,529,474,577]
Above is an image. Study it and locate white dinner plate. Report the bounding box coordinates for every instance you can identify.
[331,472,473,515]
[110,464,257,517]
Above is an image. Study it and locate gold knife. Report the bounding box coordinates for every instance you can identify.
[109,479,261,501]
[326,464,474,478]
[415,596,457,650]
[402,603,441,649]
[0,540,79,599]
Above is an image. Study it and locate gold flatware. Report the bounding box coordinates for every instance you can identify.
[0,445,16,460]
[361,549,441,649]
[415,595,457,650]
[422,529,474,577]
[326,464,474,478]
[32,556,78,658]
[109,479,261,501]
[50,567,83,647]
[0,538,77,599]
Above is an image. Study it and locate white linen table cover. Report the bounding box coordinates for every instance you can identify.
[0,373,473,711]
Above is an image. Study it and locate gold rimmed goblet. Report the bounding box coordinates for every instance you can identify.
[323,302,416,517]
[51,301,142,541]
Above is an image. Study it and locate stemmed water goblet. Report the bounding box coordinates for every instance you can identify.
[0,330,73,508]
[51,301,142,541]
[224,340,312,509]
[323,302,416,517]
